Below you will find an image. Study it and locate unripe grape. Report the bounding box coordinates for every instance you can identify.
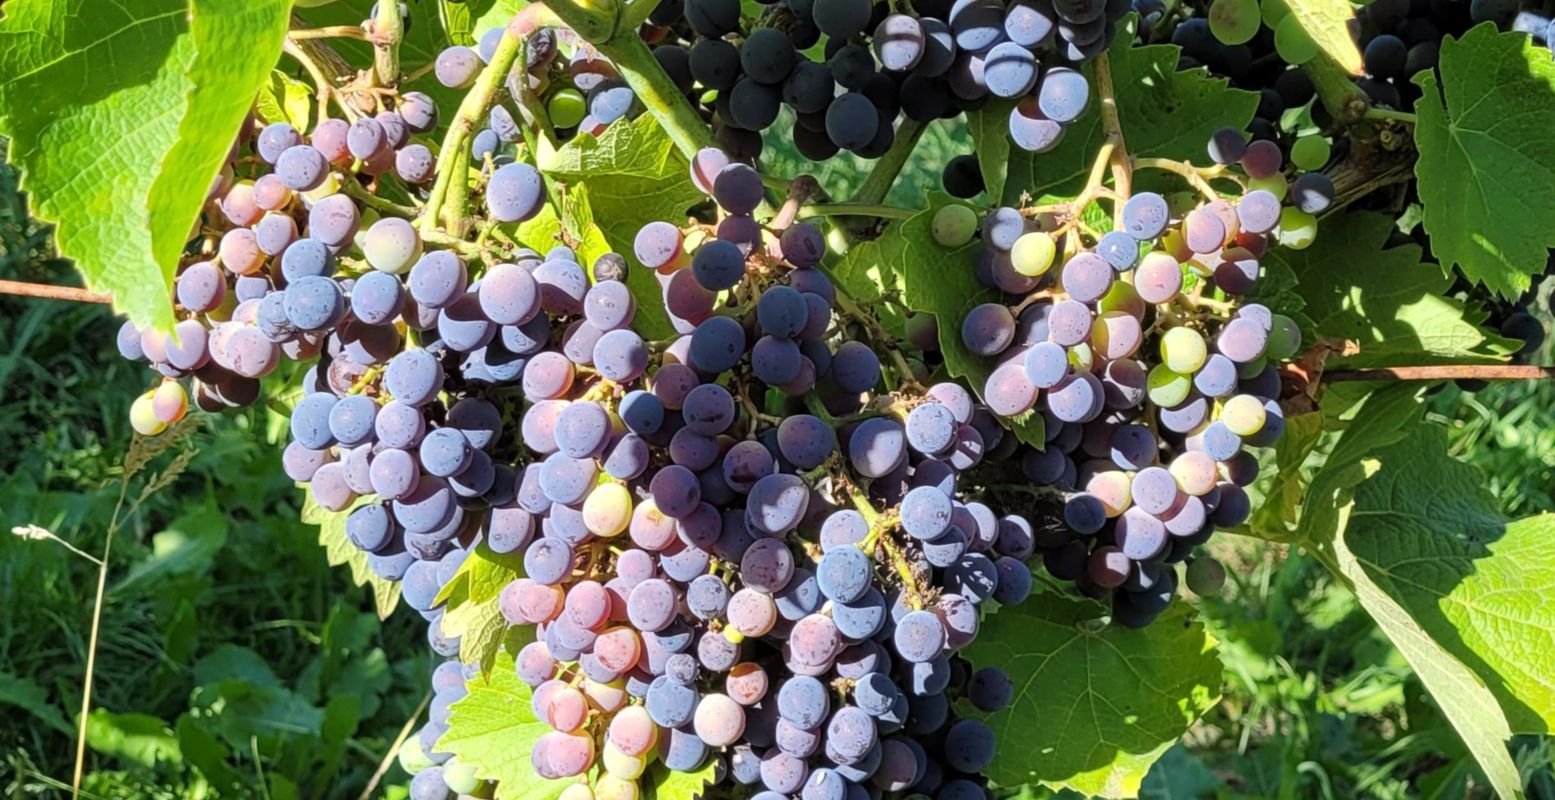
[130,391,168,436]
[1009,231,1056,276]
[1221,394,1268,436]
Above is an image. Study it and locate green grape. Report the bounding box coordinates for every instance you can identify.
[1160,326,1208,373]
[1186,557,1228,594]
[603,740,649,778]
[362,217,422,274]
[1248,173,1288,201]
[397,735,435,773]
[130,391,168,436]
[596,776,639,800]
[1290,136,1332,171]
[1275,16,1319,64]
[1010,231,1057,275]
[1267,314,1303,359]
[1261,0,1290,30]
[1098,280,1146,318]
[1237,354,1268,379]
[583,481,633,537]
[1209,0,1261,46]
[443,759,481,794]
[549,88,588,129]
[1147,363,1193,407]
[1220,393,1268,436]
[931,204,978,247]
[1277,206,1318,249]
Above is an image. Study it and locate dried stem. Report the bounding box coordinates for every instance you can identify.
[799,203,916,221]
[1321,364,1555,382]
[371,0,403,87]
[0,279,112,304]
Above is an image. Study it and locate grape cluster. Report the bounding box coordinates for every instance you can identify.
[922,127,1307,625]
[458,148,1035,800]
[114,88,455,435]
[635,0,1128,166]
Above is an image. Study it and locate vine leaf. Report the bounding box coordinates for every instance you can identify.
[1259,211,1515,368]
[544,114,706,341]
[965,98,1014,204]
[1000,16,1259,205]
[963,593,1222,797]
[828,234,909,339]
[436,542,527,675]
[300,493,401,620]
[1414,23,1555,300]
[441,651,572,800]
[642,759,719,800]
[0,0,290,333]
[891,193,1044,447]
[1267,0,1364,74]
[254,69,316,131]
[1273,384,1545,796]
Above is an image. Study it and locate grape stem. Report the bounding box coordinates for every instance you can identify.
[798,203,916,221]
[769,176,824,232]
[840,484,927,610]
[1364,108,1418,124]
[420,7,553,237]
[286,25,368,41]
[1131,158,1225,201]
[848,119,929,211]
[335,172,419,218]
[282,36,361,123]
[1302,53,1372,126]
[370,0,403,87]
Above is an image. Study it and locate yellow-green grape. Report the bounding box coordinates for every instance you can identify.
[603,740,649,779]
[1068,342,1094,372]
[152,380,189,424]
[560,784,597,800]
[1010,231,1057,276]
[1267,314,1303,360]
[1261,0,1290,28]
[931,204,978,248]
[1221,394,1268,436]
[363,217,423,274]
[130,391,168,436]
[397,734,435,774]
[1290,136,1331,171]
[1147,364,1193,407]
[583,481,633,536]
[550,89,588,129]
[1084,470,1133,517]
[1274,15,1319,64]
[1098,280,1146,318]
[1170,451,1219,495]
[596,776,640,800]
[1276,207,1318,250]
[1160,327,1208,373]
[1248,174,1288,201]
[1209,0,1261,46]
[301,173,341,203]
[443,759,481,794]
[1160,228,1191,261]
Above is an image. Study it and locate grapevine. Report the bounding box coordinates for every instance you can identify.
[2,0,1554,799]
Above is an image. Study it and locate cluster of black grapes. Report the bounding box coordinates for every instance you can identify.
[919,127,1312,625]
[637,0,1129,165]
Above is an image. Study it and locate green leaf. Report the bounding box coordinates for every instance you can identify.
[1344,426,1555,734]
[0,0,188,331]
[254,69,315,130]
[437,543,527,675]
[176,713,245,793]
[544,114,706,341]
[442,649,576,800]
[86,711,182,769]
[301,492,402,619]
[963,593,1222,797]
[1261,211,1514,368]
[0,670,74,735]
[0,0,291,332]
[827,234,909,339]
[891,193,1044,447]
[1265,0,1364,73]
[1000,17,1259,206]
[466,0,529,40]
[965,98,1014,204]
[151,0,293,286]
[113,501,230,595]
[1414,23,1555,299]
[642,760,719,800]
